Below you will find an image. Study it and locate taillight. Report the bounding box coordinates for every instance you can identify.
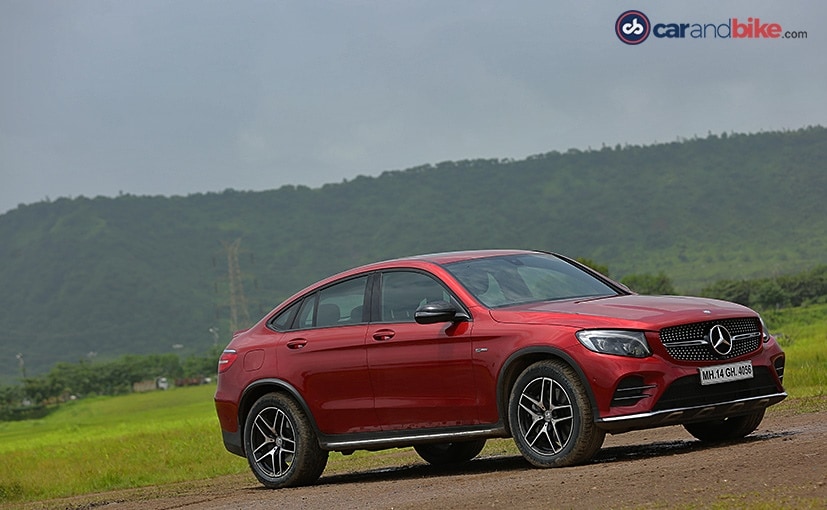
[217,349,238,373]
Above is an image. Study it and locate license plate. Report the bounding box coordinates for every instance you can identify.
[698,361,753,386]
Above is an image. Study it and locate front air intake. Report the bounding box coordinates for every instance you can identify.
[611,376,656,407]
[774,356,785,383]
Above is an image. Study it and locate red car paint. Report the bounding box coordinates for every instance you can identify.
[215,250,786,487]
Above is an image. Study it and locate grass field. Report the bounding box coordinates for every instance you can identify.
[1,304,825,504]
[0,384,249,503]
[763,303,827,397]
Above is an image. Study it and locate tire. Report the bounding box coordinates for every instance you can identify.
[243,393,328,489]
[509,360,605,468]
[414,439,487,466]
[683,409,765,442]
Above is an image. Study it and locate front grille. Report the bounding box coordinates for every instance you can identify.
[659,317,762,361]
[653,366,779,411]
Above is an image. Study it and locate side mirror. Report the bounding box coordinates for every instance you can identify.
[414,301,468,324]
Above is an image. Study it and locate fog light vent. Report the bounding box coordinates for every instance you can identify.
[773,357,785,383]
[611,376,656,407]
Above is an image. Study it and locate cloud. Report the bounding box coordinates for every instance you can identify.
[1,1,824,213]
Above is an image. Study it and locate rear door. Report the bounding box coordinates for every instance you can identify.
[274,275,378,434]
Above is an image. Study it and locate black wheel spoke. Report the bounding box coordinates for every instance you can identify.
[517,376,573,456]
[244,394,329,489]
[249,406,296,478]
[510,361,605,468]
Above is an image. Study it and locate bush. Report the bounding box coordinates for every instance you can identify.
[621,272,676,295]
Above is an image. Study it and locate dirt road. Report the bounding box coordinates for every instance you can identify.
[20,404,827,510]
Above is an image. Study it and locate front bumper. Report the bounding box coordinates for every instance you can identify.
[589,335,786,433]
[596,390,787,433]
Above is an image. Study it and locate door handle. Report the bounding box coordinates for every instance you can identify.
[372,329,395,341]
[286,339,308,350]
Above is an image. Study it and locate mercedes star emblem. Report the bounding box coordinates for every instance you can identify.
[708,324,733,356]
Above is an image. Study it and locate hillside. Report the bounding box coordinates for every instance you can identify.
[0,126,825,382]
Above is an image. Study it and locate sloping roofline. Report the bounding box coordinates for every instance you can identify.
[402,249,537,266]
[268,249,548,320]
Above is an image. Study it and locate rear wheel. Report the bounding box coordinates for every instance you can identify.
[509,360,604,468]
[243,393,328,489]
[683,409,765,442]
[414,439,486,466]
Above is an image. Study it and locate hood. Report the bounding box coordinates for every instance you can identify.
[488,294,757,330]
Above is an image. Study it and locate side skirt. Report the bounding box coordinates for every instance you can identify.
[319,424,509,452]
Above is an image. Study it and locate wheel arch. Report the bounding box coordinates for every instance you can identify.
[238,378,321,451]
[497,347,599,433]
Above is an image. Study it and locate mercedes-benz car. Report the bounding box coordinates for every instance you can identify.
[214,250,786,488]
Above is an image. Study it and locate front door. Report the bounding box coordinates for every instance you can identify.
[367,270,476,430]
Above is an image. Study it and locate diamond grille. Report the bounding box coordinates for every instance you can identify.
[659,317,762,361]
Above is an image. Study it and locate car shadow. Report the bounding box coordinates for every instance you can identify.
[306,429,798,488]
[593,429,796,464]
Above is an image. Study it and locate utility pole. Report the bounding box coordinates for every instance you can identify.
[221,238,252,333]
[16,353,26,379]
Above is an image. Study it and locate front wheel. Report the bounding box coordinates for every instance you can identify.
[683,409,765,442]
[243,393,328,489]
[509,360,604,468]
[414,439,486,466]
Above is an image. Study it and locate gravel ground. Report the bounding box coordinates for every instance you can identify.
[17,403,827,510]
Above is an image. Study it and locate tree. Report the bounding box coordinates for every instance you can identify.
[751,281,788,310]
[182,345,223,378]
[575,258,610,277]
[621,273,676,295]
[701,279,752,306]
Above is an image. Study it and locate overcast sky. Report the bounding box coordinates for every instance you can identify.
[1,1,823,214]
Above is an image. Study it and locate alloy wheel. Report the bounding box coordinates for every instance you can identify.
[250,406,297,478]
[516,376,574,456]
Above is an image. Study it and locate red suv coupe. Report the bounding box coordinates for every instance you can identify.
[215,250,786,488]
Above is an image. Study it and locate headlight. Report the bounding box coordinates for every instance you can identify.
[759,316,770,343]
[576,330,651,358]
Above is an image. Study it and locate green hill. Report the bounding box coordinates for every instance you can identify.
[1,126,825,383]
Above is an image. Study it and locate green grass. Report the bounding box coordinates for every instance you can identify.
[1,303,825,504]
[763,303,827,397]
[0,385,249,503]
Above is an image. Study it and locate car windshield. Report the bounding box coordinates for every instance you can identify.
[443,253,619,308]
